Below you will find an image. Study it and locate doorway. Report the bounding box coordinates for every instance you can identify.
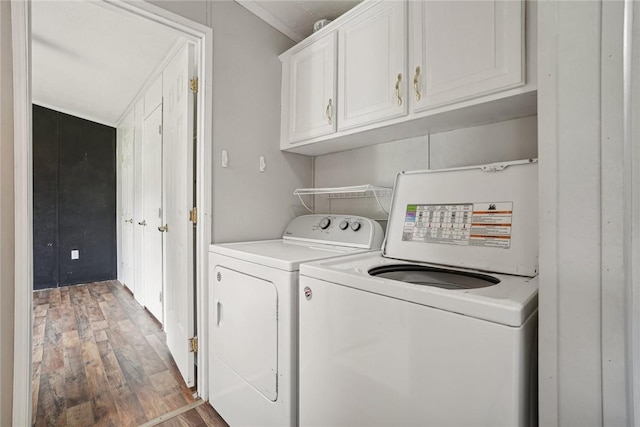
[11,1,213,423]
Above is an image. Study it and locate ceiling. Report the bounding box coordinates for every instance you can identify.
[31,1,359,127]
[32,1,184,126]
[239,0,361,42]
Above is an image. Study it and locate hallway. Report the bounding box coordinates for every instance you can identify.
[31,281,227,426]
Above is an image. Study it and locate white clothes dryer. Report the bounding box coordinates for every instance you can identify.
[208,214,384,427]
[299,160,539,427]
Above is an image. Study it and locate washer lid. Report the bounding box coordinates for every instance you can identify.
[383,159,538,276]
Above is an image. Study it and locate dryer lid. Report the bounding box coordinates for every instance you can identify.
[383,159,538,276]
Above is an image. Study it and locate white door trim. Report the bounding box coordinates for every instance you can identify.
[10,1,213,424]
[628,0,640,421]
[11,1,33,425]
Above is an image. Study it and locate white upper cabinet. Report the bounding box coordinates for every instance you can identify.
[410,0,524,112]
[279,0,535,156]
[337,1,407,130]
[282,32,337,144]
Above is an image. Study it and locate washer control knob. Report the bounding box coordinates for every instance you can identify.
[339,220,349,230]
[319,217,331,230]
[351,221,362,231]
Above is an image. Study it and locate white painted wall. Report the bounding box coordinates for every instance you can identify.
[538,1,635,425]
[429,116,538,169]
[314,116,537,218]
[0,1,14,425]
[147,0,312,244]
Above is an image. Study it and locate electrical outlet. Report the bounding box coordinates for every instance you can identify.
[71,249,79,260]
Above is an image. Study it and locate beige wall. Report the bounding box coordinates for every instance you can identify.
[207,1,311,243]
[149,0,313,244]
[147,1,207,25]
[0,0,15,424]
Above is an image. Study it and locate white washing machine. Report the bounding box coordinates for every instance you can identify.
[299,160,539,427]
[208,214,384,427]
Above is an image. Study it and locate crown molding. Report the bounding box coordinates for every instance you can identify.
[236,0,304,43]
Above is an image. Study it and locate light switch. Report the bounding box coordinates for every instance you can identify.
[259,156,266,172]
[71,249,79,260]
[221,150,229,168]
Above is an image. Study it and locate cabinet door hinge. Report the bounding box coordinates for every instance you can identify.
[189,207,198,224]
[190,77,199,94]
[189,336,198,353]
[159,291,163,303]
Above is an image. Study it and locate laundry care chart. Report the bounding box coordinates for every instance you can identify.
[402,202,514,249]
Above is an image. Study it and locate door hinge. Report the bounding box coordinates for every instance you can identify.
[189,336,198,353]
[189,207,198,224]
[158,124,162,134]
[159,291,163,303]
[190,77,199,94]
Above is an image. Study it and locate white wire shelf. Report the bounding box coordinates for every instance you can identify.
[294,185,393,215]
[294,184,392,197]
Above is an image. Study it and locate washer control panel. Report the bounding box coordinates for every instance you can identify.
[283,214,384,249]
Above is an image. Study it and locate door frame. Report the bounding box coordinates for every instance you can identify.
[11,1,213,424]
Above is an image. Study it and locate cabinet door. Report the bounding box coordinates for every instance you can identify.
[286,32,337,143]
[338,1,407,131]
[411,0,524,112]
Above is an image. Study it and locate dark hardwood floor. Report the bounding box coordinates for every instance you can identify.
[32,281,228,427]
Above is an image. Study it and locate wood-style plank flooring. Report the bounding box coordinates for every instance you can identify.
[32,280,228,427]
[153,403,228,427]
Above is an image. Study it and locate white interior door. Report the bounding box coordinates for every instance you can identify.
[163,42,196,387]
[120,117,135,293]
[143,105,164,323]
[133,99,145,306]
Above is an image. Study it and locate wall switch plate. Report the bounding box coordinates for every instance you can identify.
[221,150,229,168]
[259,156,266,172]
[71,249,79,260]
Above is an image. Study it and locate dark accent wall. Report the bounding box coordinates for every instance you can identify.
[33,105,117,289]
[33,106,59,288]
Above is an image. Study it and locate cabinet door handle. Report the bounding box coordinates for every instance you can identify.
[395,73,403,106]
[158,224,168,232]
[325,99,333,125]
[138,220,147,226]
[125,218,133,224]
[414,66,422,101]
